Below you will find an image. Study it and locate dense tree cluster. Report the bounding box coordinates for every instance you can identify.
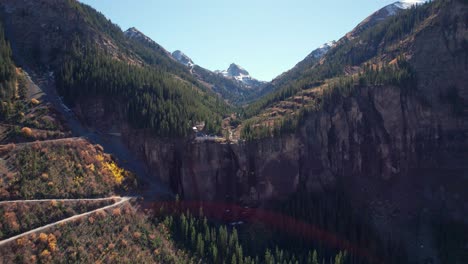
[52,1,230,137]
[0,23,18,119]
[241,115,301,141]
[65,0,126,46]
[159,202,348,264]
[56,41,226,137]
[241,56,417,140]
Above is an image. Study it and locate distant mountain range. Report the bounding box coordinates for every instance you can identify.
[171,50,265,88]
[169,49,265,104]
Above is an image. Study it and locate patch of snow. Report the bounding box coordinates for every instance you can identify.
[309,41,337,59]
[394,0,427,9]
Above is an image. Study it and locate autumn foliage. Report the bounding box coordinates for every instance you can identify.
[0,138,135,200]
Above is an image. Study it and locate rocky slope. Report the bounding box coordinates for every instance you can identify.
[124,27,173,58]
[172,50,194,67]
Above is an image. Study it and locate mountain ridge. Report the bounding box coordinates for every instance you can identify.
[170,48,266,104]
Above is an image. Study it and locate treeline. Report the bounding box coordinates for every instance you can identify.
[321,57,417,109]
[158,203,348,264]
[67,0,223,97]
[154,187,408,263]
[241,115,301,141]
[55,1,231,137]
[241,56,417,140]
[243,0,435,119]
[55,39,226,137]
[66,0,126,47]
[68,0,196,80]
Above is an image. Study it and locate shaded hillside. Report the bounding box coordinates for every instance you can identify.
[0,0,229,137]
[249,0,437,117]
[0,21,199,264]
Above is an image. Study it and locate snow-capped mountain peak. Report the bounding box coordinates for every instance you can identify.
[172,50,194,68]
[394,0,427,9]
[216,63,251,82]
[309,41,337,59]
[215,63,264,86]
[385,0,428,15]
[227,63,249,77]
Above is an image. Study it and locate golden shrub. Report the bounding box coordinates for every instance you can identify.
[21,127,33,137]
[96,154,104,162]
[41,173,49,181]
[48,241,57,252]
[86,163,95,172]
[104,161,126,184]
[47,234,57,244]
[39,233,48,243]
[40,249,51,258]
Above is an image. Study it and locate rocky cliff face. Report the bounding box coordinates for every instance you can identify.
[97,79,463,261]
[71,0,467,217]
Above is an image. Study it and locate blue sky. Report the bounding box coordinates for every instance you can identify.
[80,0,400,81]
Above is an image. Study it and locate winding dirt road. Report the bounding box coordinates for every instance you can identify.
[0,196,133,246]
